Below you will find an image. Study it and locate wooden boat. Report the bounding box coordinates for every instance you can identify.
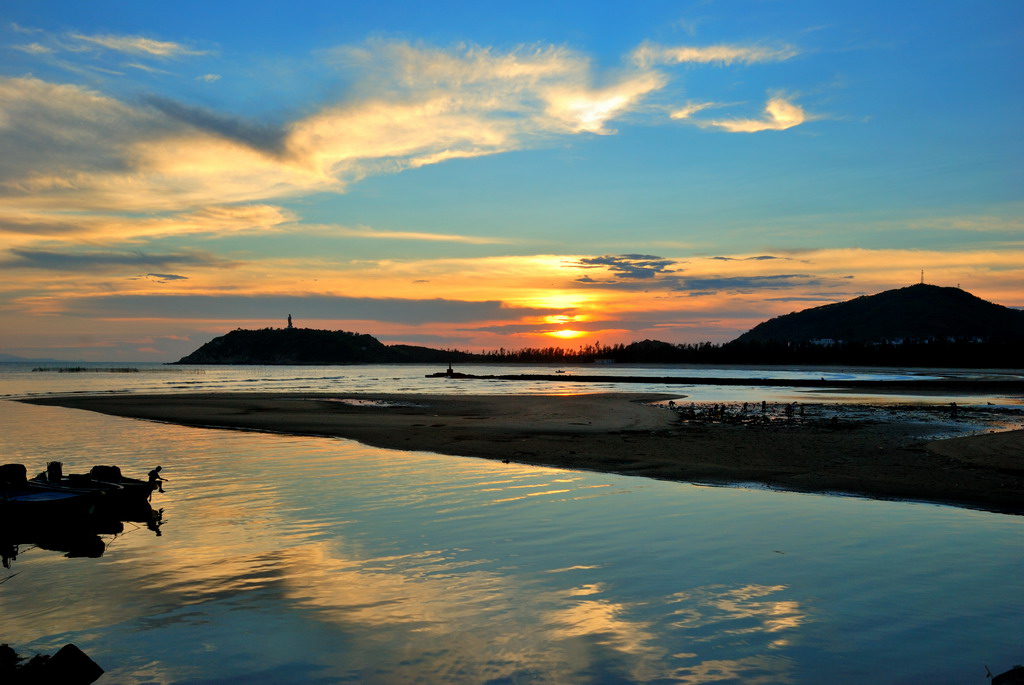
[1,463,98,521]
[32,463,125,495]
[31,462,156,503]
[1,487,96,518]
[84,464,156,500]
[29,462,159,519]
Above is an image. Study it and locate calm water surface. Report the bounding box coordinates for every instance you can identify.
[4,361,1022,404]
[1,365,1022,683]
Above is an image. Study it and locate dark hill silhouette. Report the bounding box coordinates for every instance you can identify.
[735,284,1024,344]
[172,285,1023,368]
[174,328,472,365]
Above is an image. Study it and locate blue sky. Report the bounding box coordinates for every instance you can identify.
[1,0,1021,360]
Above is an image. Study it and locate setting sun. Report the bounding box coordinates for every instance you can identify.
[546,329,588,340]
[543,314,585,324]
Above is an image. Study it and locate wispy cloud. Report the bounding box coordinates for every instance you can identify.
[317,225,516,244]
[631,42,797,67]
[10,23,42,35]
[710,255,789,261]
[12,42,53,55]
[1,248,233,271]
[8,25,210,62]
[0,204,294,245]
[65,294,556,324]
[679,274,822,296]
[125,62,174,75]
[669,101,718,120]
[703,95,808,133]
[69,33,208,57]
[143,273,189,282]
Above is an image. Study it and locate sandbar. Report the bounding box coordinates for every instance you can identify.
[20,392,1024,514]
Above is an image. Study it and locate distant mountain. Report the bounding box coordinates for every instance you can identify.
[174,328,473,365]
[0,352,72,362]
[735,284,1024,344]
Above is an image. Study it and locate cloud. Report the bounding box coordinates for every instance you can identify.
[1,248,234,271]
[143,95,287,154]
[13,43,53,55]
[462,322,591,334]
[765,296,843,302]
[64,294,559,324]
[125,62,173,75]
[317,224,515,244]
[541,70,666,134]
[631,43,797,67]
[10,23,42,35]
[571,254,680,279]
[678,274,823,295]
[669,101,718,120]
[0,204,294,244]
[0,36,811,236]
[197,74,221,82]
[0,77,160,185]
[0,39,664,216]
[703,95,807,133]
[145,273,189,282]
[69,33,208,57]
[710,255,788,261]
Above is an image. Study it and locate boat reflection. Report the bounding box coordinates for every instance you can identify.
[1,504,163,568]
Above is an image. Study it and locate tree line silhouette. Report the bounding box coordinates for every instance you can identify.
[469,337,1023,369]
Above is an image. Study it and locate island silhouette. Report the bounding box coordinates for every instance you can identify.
[173,284,1024,368]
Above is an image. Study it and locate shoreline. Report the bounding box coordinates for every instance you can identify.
[18,392,1024,515]
[421,372,1024,393]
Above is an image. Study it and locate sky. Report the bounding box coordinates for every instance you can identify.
[1,0,1021,361]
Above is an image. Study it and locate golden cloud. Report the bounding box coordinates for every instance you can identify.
[703,96,807,133]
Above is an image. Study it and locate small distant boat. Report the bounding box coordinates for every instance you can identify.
[425,363,476,379]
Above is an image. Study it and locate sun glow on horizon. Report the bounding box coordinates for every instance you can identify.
[543,314,586,325]
[546,329,588,340]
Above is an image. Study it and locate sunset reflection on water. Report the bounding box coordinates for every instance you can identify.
[1,400,1021,684]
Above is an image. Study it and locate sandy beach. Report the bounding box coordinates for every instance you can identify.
[21,392,1024,514]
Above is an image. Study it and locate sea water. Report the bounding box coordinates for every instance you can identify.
[1,364,1022,683]
[3,361,1022,404]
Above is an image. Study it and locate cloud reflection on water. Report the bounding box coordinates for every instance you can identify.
[4,401,1016,684]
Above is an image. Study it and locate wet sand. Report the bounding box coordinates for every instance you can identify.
[20,392,1024,514]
